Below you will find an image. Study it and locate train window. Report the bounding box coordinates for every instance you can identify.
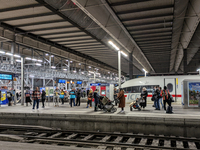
[167,83,173,92]
[132,86,139,93]
[127,87,132,93]
[123,88,126,93]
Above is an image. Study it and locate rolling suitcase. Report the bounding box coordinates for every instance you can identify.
[166,106,173,113]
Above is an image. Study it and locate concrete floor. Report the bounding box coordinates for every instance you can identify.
[0,102,200,120]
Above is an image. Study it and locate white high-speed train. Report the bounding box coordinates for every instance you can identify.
[121,75,200,103]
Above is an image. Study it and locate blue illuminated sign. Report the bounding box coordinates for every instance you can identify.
[77,81,82,84]
[58,79,66,83]
[0,74,13,80]
[90,83,109,86]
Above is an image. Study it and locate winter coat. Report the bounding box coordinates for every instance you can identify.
[160,89,170,100]
[93,91,100,103]
[76,91,81,98]
[41,91,46,99]
[88,92,93,100]
[118,90,125,108]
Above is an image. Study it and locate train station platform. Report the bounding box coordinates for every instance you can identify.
[0,103,199,138]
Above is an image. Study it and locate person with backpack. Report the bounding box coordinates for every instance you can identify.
[41,90,46,108]
[69,88,76,107]
[93,89,100,111]
[7,90,13,106]
[76,89,81,106]
[161,86,173,113]
[25,90,32,106]
[60,89,65,105]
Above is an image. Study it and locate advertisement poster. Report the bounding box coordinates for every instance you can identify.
[45,87,49,96]
[49,87,54,96]
[188,82,200,107]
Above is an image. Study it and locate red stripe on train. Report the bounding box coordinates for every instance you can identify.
[125,94,181,97]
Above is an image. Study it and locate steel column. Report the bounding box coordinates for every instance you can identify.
[129,52,133,79]
[21,57,24,105]
[118,51,121,88]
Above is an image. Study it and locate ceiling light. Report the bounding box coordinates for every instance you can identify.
[108,72,110,74]
[16,59,21,62]
[108,41,119,51]
[51,55,54,57]
[29,75,34,78]
[121,51,128,57]
[73,70,76,73]
[63,69,67,71]
[25,57,31,60]
[81,72,84,74]
[37,59,43,62]
[143,69,147,72]
[32,58,37,61]
[79,63,81,65]
[70,61,73,63]
[13,54,21,58]
[66,60,68,61]
[5,52,13,56]
[36,63,42,66]
[0,51,5,54]
[88,74,91,75]
[51,66,56,69]
[45,53,49,56]
[89,71,94,74]
[88,66,91,68]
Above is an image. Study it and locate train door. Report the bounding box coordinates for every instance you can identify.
[164,78,176,101]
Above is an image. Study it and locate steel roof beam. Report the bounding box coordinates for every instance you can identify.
[110,0,153,7]
[15,19,66,27]
[129,25,172,33]
[139,42,171,47]
[133,32,172,38]
[117,4,173,15]
[137,39,171,44]
[59,40,98,45]
[48,35,90,41]
[132,29,172,36]
[135,36,172,41]
[121,13,173,23]
[28,25,75,32]
[38,30,83,36]
[0,12,54,22]
[0,4,42,13]
[53,38,93,43]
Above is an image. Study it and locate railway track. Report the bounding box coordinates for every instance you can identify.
[0,124,199,150]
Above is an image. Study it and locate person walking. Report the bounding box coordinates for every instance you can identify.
[160,86,172,113]
[32,87,41,111]
[41,90,46,108]
[25,90,32,106]
[69,88,76,107]
[94,89,100,111]
[87,89,93,108]
[140,87,148,109]
[76,89,81,106]
[60,89,65,105]
[118,88,125,113]
[54,87,60,107]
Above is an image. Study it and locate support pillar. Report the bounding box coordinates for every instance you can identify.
[129,52,133,79]
[11,41,15,65]
[21,57,24,105]
[31,78,34,90]
[68,59,70,74]
[94,73,96,83]
[118,51,121,88]
[49,55,51,69]
[184,49,187,74]
[43,78,45,87]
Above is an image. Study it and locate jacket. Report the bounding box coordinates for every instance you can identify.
[54,89,60,97]
[76,91,81,98]
[41,91,46,99]
[160,89,170,100]
[69,90,76,99]
[118,90,125,108]
[88,92,93,100]
[93,91,100,103]
[141,90,148,99]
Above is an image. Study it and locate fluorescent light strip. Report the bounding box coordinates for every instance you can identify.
[121,51,128,57]
[14,54,21,58]
[37,59,43,62]
[25,57,31,60]
[51,66,56,69]
[108,41,119,51]
[63,69,67,71]
[16,59,21,62]
[32,58,37,61]
[0,51,5,54]
[6,52,13,56]
[36,63,42,66]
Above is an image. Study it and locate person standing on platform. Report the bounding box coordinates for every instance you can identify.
[154,86,160,110]
[25,90,32,106]
[76,89,81,106]
[54,87,60,107]
[114,88,118,106]
[32,87,41,111]
[160,86,172,112]
[140,87,148,109]
[87,89,93,108]
[7,89,13,106]
[69,88,76,107]
[118,88,125,113]
[60,89,65,105]
[159,87,164,109]
[41,90,46,108]
[94,89,100,111]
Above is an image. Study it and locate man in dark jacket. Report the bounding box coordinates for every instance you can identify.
[76,89,81,106]
[93,89,100,111]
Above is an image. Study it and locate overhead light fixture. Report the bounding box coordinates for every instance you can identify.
[5,52,13,56]
[121,51,128,57]
[70,61,73,63]
[16,59,21,62]
[51,66,56,69]
[37,59,43,62]
[51,55,54,57]
[88,73,91,75]
[36,63,42,66]
[73,70,77,73]
[88,66,91,68]
[29,75,34,78]
[81,72,84,74]
[108,72,110,74]
[143,68,147,72]
[0,51,5,54]
[79,63,81,65]
[63,69,67,71]
[89,71,94,74]
[45,53,49,56]
[66,60,68,62]
[25,57,31,60]
[32,58,37,61]
[14,54,21,58]
[108,41,119,51]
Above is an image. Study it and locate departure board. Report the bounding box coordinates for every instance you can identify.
[0,74,13,80]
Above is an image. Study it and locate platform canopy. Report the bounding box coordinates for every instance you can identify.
[0,0,199,75]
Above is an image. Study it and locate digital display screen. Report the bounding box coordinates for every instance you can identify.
[77,81,82,84]
[58,79,66,83]
[0,74,12,80]
[101,90,105,95]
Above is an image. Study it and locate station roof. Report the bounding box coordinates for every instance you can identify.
[0,0,199,75]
